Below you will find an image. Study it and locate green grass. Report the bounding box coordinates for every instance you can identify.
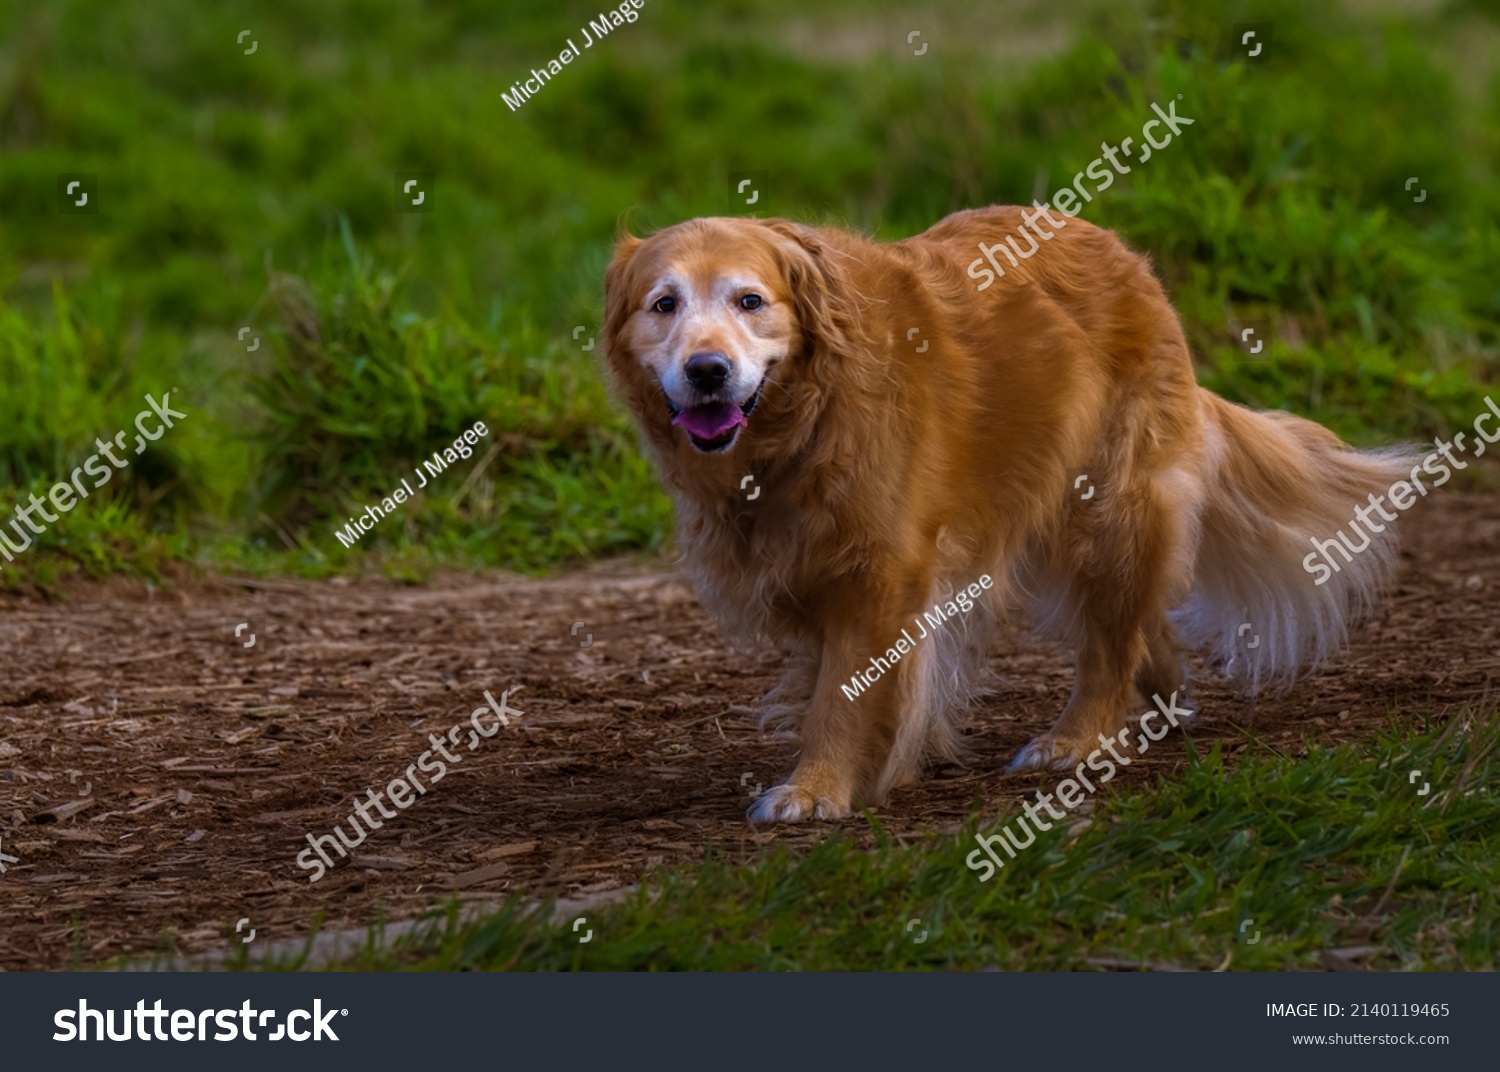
[2,0,1498,590]
[200,704,1497,972]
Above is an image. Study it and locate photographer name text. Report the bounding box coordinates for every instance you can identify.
[502,1,649,113]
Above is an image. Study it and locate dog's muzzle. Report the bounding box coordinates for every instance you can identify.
[666,378,765,453]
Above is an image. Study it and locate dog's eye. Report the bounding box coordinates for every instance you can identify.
[740,294,763,311]
[652,296,676,314]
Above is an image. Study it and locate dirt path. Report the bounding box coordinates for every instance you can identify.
[1,495,1496,970]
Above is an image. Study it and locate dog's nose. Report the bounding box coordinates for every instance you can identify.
[685,352,731,392]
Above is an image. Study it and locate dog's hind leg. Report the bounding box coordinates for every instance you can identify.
[1135,617,1189,709]
[1008,458,1201,772]
[1008,617,1149,772]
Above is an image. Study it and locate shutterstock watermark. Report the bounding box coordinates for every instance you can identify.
[1303,395,1500,585]
[967,97,1194,291]
[54,998,343,1042]
[0,391,187,568]
[965,691,1193,881]
[296,685,523,882]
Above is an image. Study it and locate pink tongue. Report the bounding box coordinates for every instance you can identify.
[673,403,746,440]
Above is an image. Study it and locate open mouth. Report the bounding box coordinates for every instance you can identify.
[665,379,765,453]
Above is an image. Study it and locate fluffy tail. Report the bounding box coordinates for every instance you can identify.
[1174,391,1424,693]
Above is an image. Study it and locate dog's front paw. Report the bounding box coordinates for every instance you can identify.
[747,782,851,824]
[1007,732,1093,773]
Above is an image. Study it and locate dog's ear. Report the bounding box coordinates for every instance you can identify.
[602,231,643,361]
[760,219,864,368]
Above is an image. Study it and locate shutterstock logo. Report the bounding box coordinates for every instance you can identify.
[53,999,345,1042]
[967,98,1194,292]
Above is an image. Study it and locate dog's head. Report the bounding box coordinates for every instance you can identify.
[602,216,858,460]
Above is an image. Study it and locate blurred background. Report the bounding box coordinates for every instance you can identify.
[0,0,1496,590]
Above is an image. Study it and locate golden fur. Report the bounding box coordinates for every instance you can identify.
[603,207,1419,823]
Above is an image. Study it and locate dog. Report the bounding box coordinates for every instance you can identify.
[602,206,1420,823]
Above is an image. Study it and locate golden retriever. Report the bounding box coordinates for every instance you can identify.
[602,206,1419,823]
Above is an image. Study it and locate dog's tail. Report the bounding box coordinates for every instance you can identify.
[1174,391,1424,693]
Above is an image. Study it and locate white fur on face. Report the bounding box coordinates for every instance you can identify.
[627,270,795,408]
